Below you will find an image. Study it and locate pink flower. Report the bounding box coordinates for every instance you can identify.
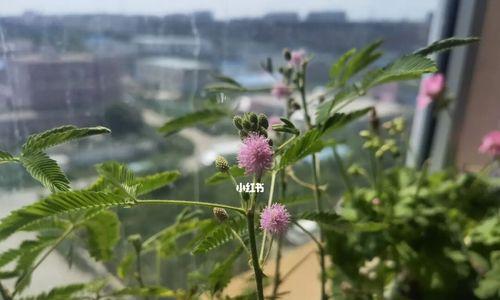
[371,198,381,206]
[237,134,273,176]
[260,203,291,235]
[290,49,306,68]
[417,73,445,109]
[478,130,500,157]
[268,116,282,129]
[271,82,292,99]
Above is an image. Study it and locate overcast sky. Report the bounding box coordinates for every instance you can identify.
[0,0,440,21]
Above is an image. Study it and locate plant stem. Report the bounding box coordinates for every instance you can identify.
[271,236,283,299]
[259,171,277,264]
[332,146,354,197]
[136,199,245,214]
[297,65,328,300]
[247,210,265,300]
[0,282,12,300]
[247,176,265,300]
[13,225,74,297]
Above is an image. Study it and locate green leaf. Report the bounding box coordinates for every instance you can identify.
[83,210,120,261]
[117,252,135,280]
[144,218,211,258]
[14,236,60,293]
[475,251,500,299]
[0,191,132,242]
[112,286,178,297]
[204,82,246,93]
[158,108,229,136]
[0,150,16,164]
[205,166,245,185]
[0,248,21,268]
[329,48,356,83]
[316,85,362,124]
[362,55,437,89]
[19,151,70,192]
[210,74,243,87]
[321,107,373,133]
[96,161,137,196]
[330,40,383,87]
[192,220,245,254]
[208,247,243,295]
[21,125,110,154]
[413,37,479,56]
[134,170,181,195]
[19,283,86,300]
[300,212,388,233]
[278,130,323,169]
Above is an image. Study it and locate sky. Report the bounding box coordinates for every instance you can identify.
[0,0,440,21]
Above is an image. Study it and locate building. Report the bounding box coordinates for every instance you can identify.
[132,35,214,60]
[306,11,347,23]
[6,53,122,111]
[0,53,123,147]
[135,56,212,100]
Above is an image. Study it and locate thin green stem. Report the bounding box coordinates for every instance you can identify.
[247,176,265,300]
[297,65,327,300]
[332,146,354,197]
[13,225,74,297]
[229,173,246,208]
[230,228,251,256]
[247,210,265,300]
[259,171,277,264]
[136,199,245,215]
[271,236,283,299]
[0,282,12,300]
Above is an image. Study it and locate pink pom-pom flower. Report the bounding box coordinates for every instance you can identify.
[260,203,291,235]
[478,130,500,158]
[237,134,273,176]
[417,73,445,110]
[290,49,306,68]
[271,82,292,99]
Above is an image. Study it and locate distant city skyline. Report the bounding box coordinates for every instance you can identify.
[0,0,440,21]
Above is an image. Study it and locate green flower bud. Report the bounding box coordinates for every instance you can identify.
[239,130,248,140]
[283,48,292,61]
[215,155,230,173]
[128,234,142,253]
[242,119,252,131]
[258,114,269,129]
[233,116,243,130]
[213,207,229,223]
[249,112,258,125]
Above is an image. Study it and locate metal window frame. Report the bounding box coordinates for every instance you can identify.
[406,0,486,170]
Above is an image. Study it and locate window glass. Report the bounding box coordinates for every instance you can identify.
[0,0,441,291]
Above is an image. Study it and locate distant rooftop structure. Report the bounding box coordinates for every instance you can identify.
[135,56,212,99]
[263,12,299,23]
[306,11,347,23]
[133,35,214,58]
[137,56,211,71]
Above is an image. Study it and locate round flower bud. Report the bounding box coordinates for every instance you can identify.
[215,155,230,173]
[242,119,252,131]
[128,234,142,253]
[249,112,258,125]
[258,114,269,129]
[213,207,229,223]
[233,116,243,130]
[283,48,292,61]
